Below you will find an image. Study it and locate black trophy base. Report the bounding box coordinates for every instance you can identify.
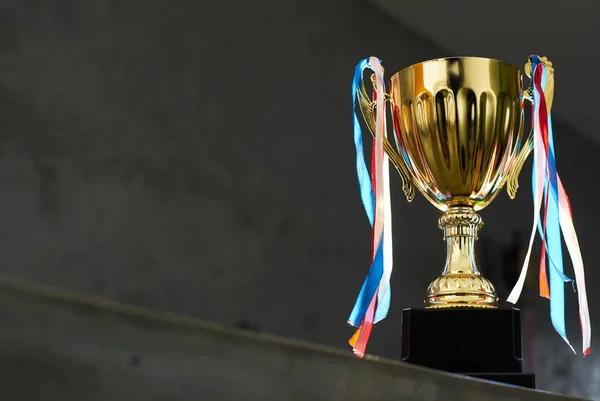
[400,308,535,389]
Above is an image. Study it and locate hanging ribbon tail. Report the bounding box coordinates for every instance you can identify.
[348,241,384,326]
[539,242,550,299]
[537,182,573,284]
[348,56,394,357]
[557,175,591,356]
[507,59,546,305]
[538,180,550,299]
[508,55,590,356]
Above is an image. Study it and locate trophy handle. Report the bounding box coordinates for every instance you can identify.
[358,74,415,202]
[506,57,555,199]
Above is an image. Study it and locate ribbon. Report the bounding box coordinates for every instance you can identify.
[348,57,393,357]
[507,55,590,356]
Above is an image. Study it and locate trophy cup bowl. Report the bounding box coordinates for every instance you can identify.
[386,57,530,308]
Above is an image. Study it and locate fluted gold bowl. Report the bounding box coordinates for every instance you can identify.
[389,57,525,212]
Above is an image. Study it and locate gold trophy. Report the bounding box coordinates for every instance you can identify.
[359,56,550,308]
[351,56,589,383]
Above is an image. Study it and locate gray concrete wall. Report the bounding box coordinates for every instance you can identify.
[0,275,590,401]
[0,0,597,399]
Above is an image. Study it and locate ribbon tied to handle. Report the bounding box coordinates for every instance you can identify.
[507,55,590,357]
[348,57,393,357]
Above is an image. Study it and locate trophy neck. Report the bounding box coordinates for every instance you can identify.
[424,206,498,309]
[438,206,482,276]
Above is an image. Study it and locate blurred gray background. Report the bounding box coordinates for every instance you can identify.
[0,0,597,399]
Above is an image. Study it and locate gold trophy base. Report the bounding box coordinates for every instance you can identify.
[424,206,499,309]
[425,274,498,308]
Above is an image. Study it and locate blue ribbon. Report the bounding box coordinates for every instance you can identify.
[352,58,375,227]
[348,240,384,326]
[348,58,391,326]
[530,55,569,343]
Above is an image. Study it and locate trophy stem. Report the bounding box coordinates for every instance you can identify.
[425,206,499,308]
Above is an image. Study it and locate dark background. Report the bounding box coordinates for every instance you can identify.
[0,0,597,398]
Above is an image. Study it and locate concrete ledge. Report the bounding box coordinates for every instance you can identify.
[0,275,588,401]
